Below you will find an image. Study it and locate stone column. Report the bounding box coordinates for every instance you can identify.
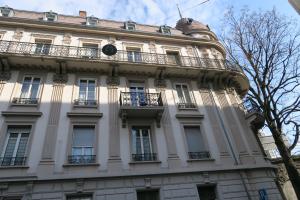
[40,74,67,163]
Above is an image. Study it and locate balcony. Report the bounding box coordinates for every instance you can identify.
[177,102,197,109]
[68,155,96,164]
[188,151,210,160]
[244,100,265,130]
[132,153,157,162]
[0,40,243,71]
[11,97,39,105]
[119,92,164,128]
[0,156,27,166]
[73,99,97,107]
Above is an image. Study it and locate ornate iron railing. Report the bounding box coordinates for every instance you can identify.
[120,92,163,107]
[0,156,27,166]
[243,100,262,113]
[188,151,210,159]
[177,102,197,109]
[74,99,97,106]
[0,40,243,72]
[132,153,157,161]
[12,97,39,104]
[68,155,96,164]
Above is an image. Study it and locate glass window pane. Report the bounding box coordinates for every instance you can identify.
[30,78,40,98]
[15,133,29,157]
[3,133,18,157]
[79,80,87,100]
[182,85,192,103]
[20,77,32,98]
[72,147,82,156]
[73,127,94,147]
[176,85,184,103]
[87,80,96,100]
[184,126,205,152]
[142,129,151,154]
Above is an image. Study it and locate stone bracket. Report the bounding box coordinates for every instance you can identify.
[0,57,11,81]
[154,68,166,88]
[53,60,68,83]
[107,63,120,86]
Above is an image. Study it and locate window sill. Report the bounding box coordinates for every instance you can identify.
[10,103,39,107]
[63,163,100,167]
[0,165,29,169]
[129,160,161,164]
[177,107,198,111]
[187,158,215,162]
[73,105,98,109]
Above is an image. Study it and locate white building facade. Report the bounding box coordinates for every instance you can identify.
[0,7,283,200]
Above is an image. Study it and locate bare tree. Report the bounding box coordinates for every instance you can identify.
[221,8,300,198]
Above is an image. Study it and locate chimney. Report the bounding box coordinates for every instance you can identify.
[79,10,87,18]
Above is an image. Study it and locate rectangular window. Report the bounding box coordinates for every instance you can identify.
[69,126,95,164]
[137,190,160,200]
[75,79,96,106]
[166,51,180,65]
[125,22,136,31]
[127,48,141,62]
[175,84,196,109]
[1,126,31,166]
[131,126,156,161]
[197,185,217,200]
[35,39,51,55]
[184,126,210,159]
[81,43,99,58]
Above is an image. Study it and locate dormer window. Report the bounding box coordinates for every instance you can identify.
[160,25,171,35]
[125,21,136,31]
[0,6,14,17]
[86,16,98,26]
[44,11,57,22]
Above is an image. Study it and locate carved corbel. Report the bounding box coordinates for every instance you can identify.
[107,64,120,86]
[76,179,84,193]
[0,57,11,81]
[154,68,166,88]
[53,61,68,83]
[197,72,209,89]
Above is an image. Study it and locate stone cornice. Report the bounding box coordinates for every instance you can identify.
[1,111,43,117]
[67,112,103,118]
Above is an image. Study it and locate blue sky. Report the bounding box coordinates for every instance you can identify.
[0,0,298,34]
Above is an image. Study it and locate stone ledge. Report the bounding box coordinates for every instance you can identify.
[67,112,103,118]
[63,163,100,167]
[187,158,215,162]
[129,161,162,164]
[2,111,42,117]
[175,113,204,119]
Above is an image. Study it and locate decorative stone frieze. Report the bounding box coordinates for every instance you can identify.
[62,33,72,45]
[12,28,24,41]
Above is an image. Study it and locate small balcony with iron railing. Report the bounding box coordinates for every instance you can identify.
[73,99,97,107]
[0,156,27,166]
[243,100,265,130]
[67,155,96,165]
[188,151,211,160]
[11,97,39,105]
[132,153,157,162]
[119,92,164,128]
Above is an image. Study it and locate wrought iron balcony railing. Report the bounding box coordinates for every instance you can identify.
[0,156,27,166]
[0,40,243,72]
[188,151,210,159]
[132,153,157,161]
[74,99,97,106]
[243,100,262,113]
[120,92,163,107]
[68,155,96,164]
[12,97,39,105]
[177,102,197,109]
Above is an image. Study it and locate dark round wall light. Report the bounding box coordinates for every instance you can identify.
[102,44,117,56]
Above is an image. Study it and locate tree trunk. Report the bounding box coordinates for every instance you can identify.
[271,127,300,199]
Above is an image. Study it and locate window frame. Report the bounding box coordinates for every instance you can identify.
[136,189,160,200]
[126,47,142,62]
[74,77,98,107]
[66,193,93,200]
[160,25,171,35]
[71,125,96,156]
[125,21,136,31]
[196,184,218,200]
[0,6,14,17]
[173,83,197,109]
[86,16,98,26]
[1,126,32,166]
[34,39,52,55]
[44,11,58,22]
[80,43,100,58]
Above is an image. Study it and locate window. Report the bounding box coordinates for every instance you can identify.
[0,6,14,17]
[197,185,217,200]
[67,195,92,200]
[137,190,160,200]
[184,126,210,159]
[86,16,98,26]
[12,76,41,104]
[125,21,136,31]
[166,51,180,65]
[1,126,30,166]
[81,43,99,58]
[160,25,171,35]
[127,48,142,62]
[131,126,156,161]
[75,79,97,106]
[69,126,95,164]
[129,82,146,106]
[35,39,52,55]
[175,84,196,109]
[44,11,58,22]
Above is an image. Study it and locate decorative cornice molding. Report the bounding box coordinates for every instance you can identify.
[175,113,204,119]
[2,111,43,117]
[67,112,103,118]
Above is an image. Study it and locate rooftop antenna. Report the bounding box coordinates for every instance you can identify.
[176,4,183,19]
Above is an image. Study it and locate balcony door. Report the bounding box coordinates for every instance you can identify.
[166,51,181,65]
[35,39,51,55]
[127,48,142,62]
[81,43,98,58]
[130,82,146,106]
